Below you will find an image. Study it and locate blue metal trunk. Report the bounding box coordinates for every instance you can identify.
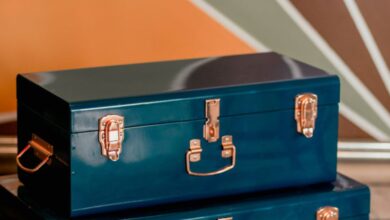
[0,174,370,219]
[16,52,340,216]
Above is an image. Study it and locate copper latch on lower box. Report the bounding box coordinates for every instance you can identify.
[317,206,339,220]
[203,99,220,142]
[99,115,124,161]
[295,93,318,138]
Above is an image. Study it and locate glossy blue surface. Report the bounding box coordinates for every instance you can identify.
[0,174,370,219]
[16,52,340,216]
[120,175,370,220]
[17,52,339,132]
[71,105,338,215]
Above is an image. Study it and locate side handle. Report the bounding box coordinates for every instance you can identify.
[16,134,53,174]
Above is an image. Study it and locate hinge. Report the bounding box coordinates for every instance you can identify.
[295,93,318,138]
[203,99,220,142]
[99,115,124,161]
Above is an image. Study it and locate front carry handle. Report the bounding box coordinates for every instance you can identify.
[186,135,236,176]
[16,134,53,174]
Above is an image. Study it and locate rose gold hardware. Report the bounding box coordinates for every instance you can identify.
[317,206,339,220]
[218,217,233,220]
[188,139,202,163]
[203,99,220,142]
[186,135,236,176]
[99,115,124,161]
[295,93,318,138]
[221,135,234,158]
[16,134,53,174]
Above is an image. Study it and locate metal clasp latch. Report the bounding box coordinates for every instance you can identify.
[16,134,53,174]
[203,99,220,142]
[317,206,339,220]
[295,93,318,138]
[186,135,236,176]
[99,115,124,161]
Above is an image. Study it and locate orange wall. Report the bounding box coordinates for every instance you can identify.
[0,1,253,113]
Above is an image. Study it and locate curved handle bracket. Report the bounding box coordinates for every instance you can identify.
[186,135,236,176]
[16,134,53,174]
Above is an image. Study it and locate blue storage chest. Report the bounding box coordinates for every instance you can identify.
[16,52,340,216]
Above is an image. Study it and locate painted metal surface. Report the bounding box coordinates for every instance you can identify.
[71,105,338,215]
[16,52,340,216]
[0,174,370,219]
[18,52,338,132]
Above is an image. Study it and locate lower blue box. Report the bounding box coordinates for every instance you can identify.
[0,173,369,219]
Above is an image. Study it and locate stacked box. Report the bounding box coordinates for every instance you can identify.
[12,52,369,219]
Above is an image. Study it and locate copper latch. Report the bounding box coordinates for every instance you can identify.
[203,99,220,142]
[99,115,124,161]
[317,206,339,220]
[295,93,318,138]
